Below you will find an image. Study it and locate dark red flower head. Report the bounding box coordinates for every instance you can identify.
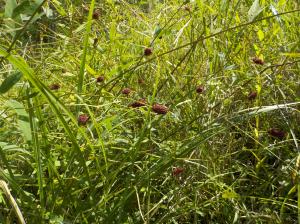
[49,83,60,90]
[268,128,286,139]
[252,57,264,65]
[78,114,89,125]
[144,48,152,56]
[121,88,132,95]
[96,76,105,83]
[130,99,147,108]
[196,85,204,94]
[152,103,168,115]
[172,167,184,176]
[248,91,257,100]
[92,10,100,20]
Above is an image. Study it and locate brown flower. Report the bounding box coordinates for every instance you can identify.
[78,114,89,125]
[96,76,105,83]
[252,57,264,65]
[268,128,286,139]
[49,83,60,90]
[196,85,204,94]
[144,48,152,56]
[172,167,184,176]
[121,88,132,95]
[248,91,257,100]
[152,103,168,115]
[130,99,147,108]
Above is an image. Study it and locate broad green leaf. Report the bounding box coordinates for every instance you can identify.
[248,0,263,22]
[0,72,22,94]
[5,100,32,142]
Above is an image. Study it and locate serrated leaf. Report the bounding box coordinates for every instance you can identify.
[0,72,22,94]
[248,0,263,22]
[5,100,32,142]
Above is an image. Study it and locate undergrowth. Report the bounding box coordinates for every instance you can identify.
[0,0,299,223]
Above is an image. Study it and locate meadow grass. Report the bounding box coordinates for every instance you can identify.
[0,0,300,223]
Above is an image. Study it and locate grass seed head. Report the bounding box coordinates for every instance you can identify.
[152,103,168,115]
[78,114,89,125]
[144,48,152,56]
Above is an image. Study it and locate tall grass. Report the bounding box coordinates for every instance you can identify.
[0,0,299,223]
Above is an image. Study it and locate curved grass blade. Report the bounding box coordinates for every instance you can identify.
[0,47,90,183]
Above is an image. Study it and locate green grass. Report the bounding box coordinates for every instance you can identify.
[0,0,299,223]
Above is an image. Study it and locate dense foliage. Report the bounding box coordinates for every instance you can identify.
[0,0,299,223]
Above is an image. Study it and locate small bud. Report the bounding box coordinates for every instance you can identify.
[96,76,105,83]
[130,99,147,108]
[78,114,89,126]
[121,88,132,95]
[248,91,257,100]
[196,85,204,94]
[252,57,264,65]
[144,48,152,56]
[172,167,184,176]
